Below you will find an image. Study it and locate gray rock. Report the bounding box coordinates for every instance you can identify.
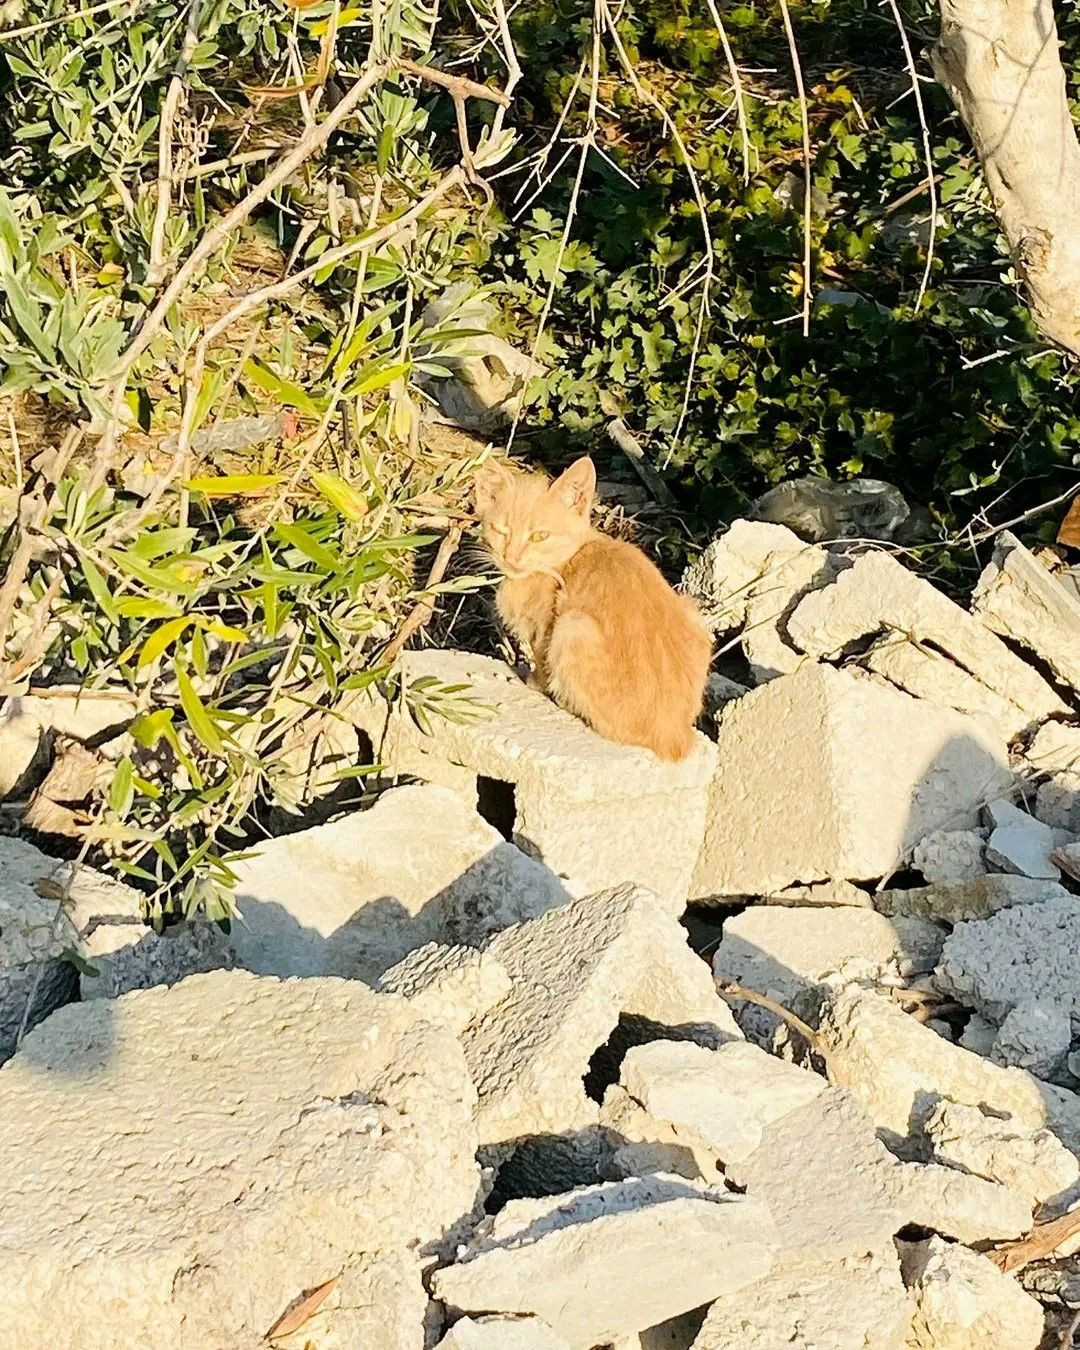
[1023,721,1080,834]
[759,879,874,907]
[431,1177,777,1349]
[959,1013,999,1056]
[876,873,1070,923]
[985,798,1061,879]
[912,828,988,884]
[377,942,511,1036]
[748,476,910,544]
[78,919,233,1000]
[229,783,569,982]
[991,999,1073,1079]
[936,896,1080,1025]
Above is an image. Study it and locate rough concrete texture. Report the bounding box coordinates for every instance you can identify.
[352,651,717,911]
[817,985,1053,1150]
[431,1176,777,1349]
[0,688,136,797]
[991,1000,1072,1078]
[0,697,47,796]
[912,829,988,884]
[436,1316,568,1349]
[985,798,1062,879]
[924,1099,1080,1205]
[1023,720,1080,834]
[78,918,233,1000]
[959,1013,998,1057]
[862,635,1035,740]
[787,548,1067,725]
[885,1158,1032,1243]
[760,879,874,906]
[936,896,1080,1025]
[610,1039,826,1169]
[377,942,511,1036]
[461,885,741,1150]
[692,663,1012,897]
[229,783,569,982]
[0,972,481,1349]
[972,531,1080,697]
[601,1084,712,1183]
[875,873,1070,923]
[901,1236,1044,1350]
[713,905,944,1004]
[691,1246,913,1350]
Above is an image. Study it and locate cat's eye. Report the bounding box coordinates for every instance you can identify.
[530,530,550,542]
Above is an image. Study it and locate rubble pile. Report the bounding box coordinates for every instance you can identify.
[0,522,1078,1347]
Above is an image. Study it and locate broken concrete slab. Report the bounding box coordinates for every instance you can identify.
[229,783,569,982]
[912,828,988,884]
[461,885,741,1153]
[0,697,47,797]
[972,531,1080,697]
[692,663,1012,897]
[713,904,944,1004]
[690,1246,912,1350]
[1023,720,1080,833]
[935,895,1080,1025]
[78,919,233,1001]
[759,879,874,907]
[985,798,1061,879]
[608,1039,826,1170]
[875,873,1070,923]
[601,1083,711,1183]
[788,548,1068,726]
[923,1099,1080,1206]
[0,971,481,1348]
[377,942,511,1036]
[436,1316,569,1349]
[885,1157,1032,1243]
[351,651,717,912]
[817,984,1054,1152]
[901,1236,1044,1350]
[431,1176,777,1349]
[991,1000,1072,1079]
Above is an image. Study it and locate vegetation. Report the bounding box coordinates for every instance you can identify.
[0,0,1077,913]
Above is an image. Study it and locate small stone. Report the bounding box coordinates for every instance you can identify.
[991,1000,1072,1079]
[431,1177,777,1349]
[985,798,1061,879]
[0,698,46,797]
[229,783,570,982]
[901,1236,1043,1350]
[935,896,1080,1025]
[912,829,988,884]
[959,1014,998,1057]
[436,1316,569,1349]
[713,905,944,1005]
[924,1100,1080,1206]
[876,873,1069,923]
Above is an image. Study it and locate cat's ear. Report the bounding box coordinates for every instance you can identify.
[549,456,596,515]
[473,460,508,517]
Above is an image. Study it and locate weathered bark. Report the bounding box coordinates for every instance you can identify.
[933,0,1080,355]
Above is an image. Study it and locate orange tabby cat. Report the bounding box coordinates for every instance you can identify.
[474,455,711,761]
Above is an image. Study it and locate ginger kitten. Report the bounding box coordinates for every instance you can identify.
[474,455,711,761]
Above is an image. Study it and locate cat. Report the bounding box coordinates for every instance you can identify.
[473,454,711,761]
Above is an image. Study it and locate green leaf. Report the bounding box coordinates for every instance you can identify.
[272,522,339,571]
[174,661,225,756]
[108,756,135,816]
[62,947,100,978]
[114,597,184,620]
[137,616,190,669]
[79,555,120,624]
[311,472,369,520]
[184,473,284,497]
[241,358,321,417]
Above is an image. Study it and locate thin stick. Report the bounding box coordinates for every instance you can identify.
[397,57,511,107]
[884,0,936,309]
[0,0,132,41]
[715,978,822,1053]
[702,0,751,184]
[382,522,465,663]
[607,417,675,506]
[147,0,202,286]
[987,1205,1080,1275]
[777,0,812,336]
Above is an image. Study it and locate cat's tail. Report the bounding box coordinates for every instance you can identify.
[648,723,697,762]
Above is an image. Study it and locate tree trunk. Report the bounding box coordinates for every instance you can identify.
[933,0,1080,355]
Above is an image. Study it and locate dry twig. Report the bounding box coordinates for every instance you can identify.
[884,0,937,309]
[382,522,466,664]
[606,418,675,507]
[715,978,822,1054]
[147,0,202,286]
[777,0,812,336]
[987,1205,1080,1275]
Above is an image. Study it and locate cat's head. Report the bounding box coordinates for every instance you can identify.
[473,456,596,578]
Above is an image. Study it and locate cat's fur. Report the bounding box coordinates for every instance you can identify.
[474,455,711,761]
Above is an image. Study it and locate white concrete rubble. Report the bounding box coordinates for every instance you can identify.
[377,943,511,1036]
[351,651,717,912]
[985,798,1062,879]
[972,531,1080,697]
[923,1099,1080,1205]
[680,521,838,682]
[0,972,481,1349]
[991,1000,1073,1079]
[606,1039,826,1169]
[901,1236,1044,1350]
[787,548,1068,726]
[1022,721,1080,833]
[229,783,569,982]
[690,1247,912,1349]
[436,1316,569,1349]
[875,873,1070,923]
[693,663,1012,897]
[885,1157,1032,1243]
[935,895,1080,1025]
[460,885,741,1151]
[713,904,944,1003]
[431,1176,777,1349]
[759,879,874,907]
[78,918,233,1000]
[912,829,988,884]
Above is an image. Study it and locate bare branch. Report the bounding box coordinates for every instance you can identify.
[147,0,202,287]
[777,0,812,337]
